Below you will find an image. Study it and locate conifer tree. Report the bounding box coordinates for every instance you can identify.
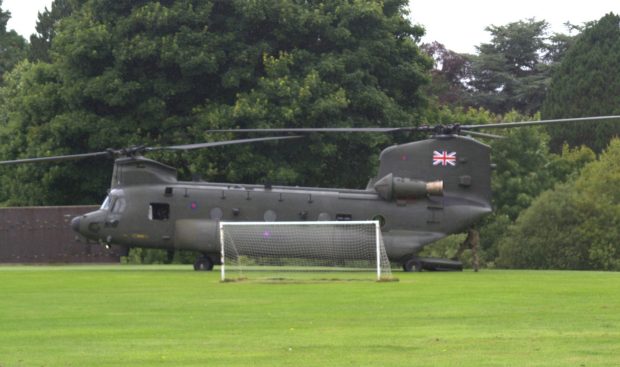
[542,13,620,152]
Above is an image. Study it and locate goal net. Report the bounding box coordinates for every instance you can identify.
[219,221,393,281]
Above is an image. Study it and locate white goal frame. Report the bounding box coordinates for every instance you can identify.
[219,220,385,281]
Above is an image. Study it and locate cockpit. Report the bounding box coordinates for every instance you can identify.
[100,191,126,215]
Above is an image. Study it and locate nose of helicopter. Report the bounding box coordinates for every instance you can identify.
[70,216,81,233]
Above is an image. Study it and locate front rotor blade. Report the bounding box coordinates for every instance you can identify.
[461,115,620,130]
[0,151,111,165]
[149,135,303,151]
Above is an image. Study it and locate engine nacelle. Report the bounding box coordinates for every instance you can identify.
[373,173,443,201]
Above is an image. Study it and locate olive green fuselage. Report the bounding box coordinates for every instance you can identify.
[72,135,493,265]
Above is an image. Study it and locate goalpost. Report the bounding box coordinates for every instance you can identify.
[219,220,393,281]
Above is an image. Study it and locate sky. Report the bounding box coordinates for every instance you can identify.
[409,0,620,53]
[4,0,52,37]
[2,0,619,54]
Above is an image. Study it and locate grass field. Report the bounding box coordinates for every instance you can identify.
[0,266,619,366]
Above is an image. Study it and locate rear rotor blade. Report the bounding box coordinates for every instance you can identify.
[459,130,505,139]
[462,115,620,130]
[210,115,620,135]
[0,151,111,165]
[207,127,404,133]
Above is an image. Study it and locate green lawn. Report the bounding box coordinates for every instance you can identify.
[0,266,618,366]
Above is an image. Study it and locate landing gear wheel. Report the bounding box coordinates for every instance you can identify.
[193,257,214,271]
[403,258,423,272]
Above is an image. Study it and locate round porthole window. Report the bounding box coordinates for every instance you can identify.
[210,207,223,220]
[372,214,386,228]
[264,210,277,221]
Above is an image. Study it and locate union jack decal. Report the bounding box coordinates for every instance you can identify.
[433,150,457,166]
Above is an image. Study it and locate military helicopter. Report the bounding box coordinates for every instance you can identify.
[1,116,619,271]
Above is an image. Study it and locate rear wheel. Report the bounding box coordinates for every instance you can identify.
[193,256,214,271]
[402,258,422,272]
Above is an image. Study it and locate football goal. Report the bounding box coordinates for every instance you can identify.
[219,220,393,281]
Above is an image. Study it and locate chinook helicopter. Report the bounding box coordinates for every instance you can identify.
[1,116,619,271]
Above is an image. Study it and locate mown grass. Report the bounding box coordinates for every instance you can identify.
[0,266,618,366]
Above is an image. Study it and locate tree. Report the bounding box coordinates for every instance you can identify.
[0,0,27,83]
[467,19,559,115]
[489,122,552,220]
[29,0,75,62]
[420,41,471,106]
[0,0,431,205]
[421,19,577,115]
[481,129,594,264]
[541,13,620,153]
[545,23,581,64]
[497,138,620,270]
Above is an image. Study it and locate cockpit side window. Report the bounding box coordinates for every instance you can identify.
[149,203,170,221]
[111,198,126,214]
[100,196,112,210]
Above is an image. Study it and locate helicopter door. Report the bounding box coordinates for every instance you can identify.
[148,202,173,243]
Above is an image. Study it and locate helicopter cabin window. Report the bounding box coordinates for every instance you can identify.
[336,213,353,221]
[149,203,170,221]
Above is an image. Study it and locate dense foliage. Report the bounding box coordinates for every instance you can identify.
[28,0,75,62]
[0,1,27,83]
[498,139,620,270]
[0,0,431,205]
[420,41,470,106]
[542,13,620,153]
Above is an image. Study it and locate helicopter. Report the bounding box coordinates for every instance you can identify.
[1,115,619,271]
